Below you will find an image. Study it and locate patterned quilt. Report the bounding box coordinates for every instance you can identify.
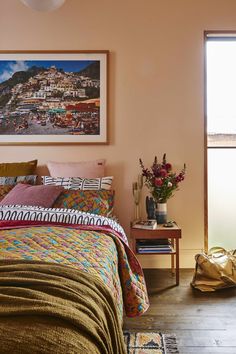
[0,205,149,319]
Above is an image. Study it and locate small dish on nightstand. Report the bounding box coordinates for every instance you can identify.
[163,221,175,228]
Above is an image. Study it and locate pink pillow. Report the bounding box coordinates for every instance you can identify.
[0,183,64,208]
[47,159,105,178]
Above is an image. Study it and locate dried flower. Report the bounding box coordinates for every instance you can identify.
[139,154,186,203]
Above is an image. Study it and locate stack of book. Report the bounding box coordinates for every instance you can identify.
[132,220,157,230]
[136,239,173,254]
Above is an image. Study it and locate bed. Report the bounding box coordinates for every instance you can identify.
[0,205,149,353]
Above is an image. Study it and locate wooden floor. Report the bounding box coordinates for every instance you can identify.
[123,269,236,353]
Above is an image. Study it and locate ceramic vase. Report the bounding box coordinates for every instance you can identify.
[146,196,156,219]
[156,202,167,224]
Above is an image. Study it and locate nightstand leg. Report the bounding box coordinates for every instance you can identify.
[171,239,175,274]
[176,238,179,285]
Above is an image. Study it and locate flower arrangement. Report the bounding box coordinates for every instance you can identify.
[139,154,186,203]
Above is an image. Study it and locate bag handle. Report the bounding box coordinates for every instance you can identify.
[208,247,227,257]
[209,247,236,257]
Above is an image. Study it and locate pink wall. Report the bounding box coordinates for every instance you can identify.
[1,0,234,266]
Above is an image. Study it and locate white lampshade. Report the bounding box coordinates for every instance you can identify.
[21,0,66,12]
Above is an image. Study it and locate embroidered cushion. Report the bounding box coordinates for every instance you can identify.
[53,189,114,217]
[0,160,37,177]
[0,183,64,208]
[47,159,105,178]
[42,176,113,190]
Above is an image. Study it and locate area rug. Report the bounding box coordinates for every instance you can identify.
[124,331,179,354]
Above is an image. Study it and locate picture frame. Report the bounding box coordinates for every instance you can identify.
[0,50,109,145]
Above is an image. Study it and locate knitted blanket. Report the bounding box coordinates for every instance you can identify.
[0,260,126,354]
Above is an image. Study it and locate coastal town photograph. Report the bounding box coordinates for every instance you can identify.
[0,59,101,137]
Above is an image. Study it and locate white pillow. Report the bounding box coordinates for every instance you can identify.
[42,176,113,190]
[47,159,105,178]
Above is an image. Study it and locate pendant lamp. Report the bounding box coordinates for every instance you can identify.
[20,0,66,12]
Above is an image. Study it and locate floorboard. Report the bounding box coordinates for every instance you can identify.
[123,269,236,354]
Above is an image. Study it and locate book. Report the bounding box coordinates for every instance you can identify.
[137,239,170,246]
[137,249,173,254]
[137,245,172,249]
[137,245,173,252]
[132,220,157,230]
[136,239,173,253]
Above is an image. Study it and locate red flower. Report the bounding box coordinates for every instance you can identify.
[175,173,185,183]
[165,163,172,171]
[155,178,163,186]
[139,155,186,203]
[160,168,168,177]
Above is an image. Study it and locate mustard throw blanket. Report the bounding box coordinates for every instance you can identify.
[0,260,126,354]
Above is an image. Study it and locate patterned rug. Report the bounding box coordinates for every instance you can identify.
[124,331,179,354]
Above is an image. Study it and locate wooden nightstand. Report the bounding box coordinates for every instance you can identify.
[130,223,182,285]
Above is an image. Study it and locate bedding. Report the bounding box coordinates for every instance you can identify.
[53,189,114,217]
[42,176,113,190]
[0,184,64,207]
[47,159,105,178]
[0,205,149,353]
[0,175,37,185]
[0,176,37,203]
[0,260,125,354]
[0,185,14,201]
[0,159,37,177]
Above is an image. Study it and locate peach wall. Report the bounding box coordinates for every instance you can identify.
[1,0,234,267]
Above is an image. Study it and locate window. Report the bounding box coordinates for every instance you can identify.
[206,33,236,250]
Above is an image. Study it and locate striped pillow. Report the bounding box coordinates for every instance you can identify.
[42,176,113,190]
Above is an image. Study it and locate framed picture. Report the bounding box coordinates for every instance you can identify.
[0,50,109,144]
